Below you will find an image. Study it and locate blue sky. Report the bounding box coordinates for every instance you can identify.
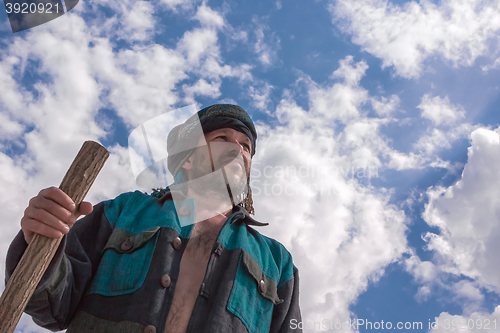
[1,0,500,332]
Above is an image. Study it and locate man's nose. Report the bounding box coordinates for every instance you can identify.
[214,142,240,163]
[226,138,245,154]
[221,142,246,169]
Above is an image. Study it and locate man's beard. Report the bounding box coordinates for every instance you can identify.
[189,149,249,204]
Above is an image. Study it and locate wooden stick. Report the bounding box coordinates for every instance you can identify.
[0,141,109,333]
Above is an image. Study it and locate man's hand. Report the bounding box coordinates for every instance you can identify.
[20,186,93,244]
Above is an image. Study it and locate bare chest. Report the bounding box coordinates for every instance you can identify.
[164,226,220,333]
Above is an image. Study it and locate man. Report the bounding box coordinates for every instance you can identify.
[5,104,301,333]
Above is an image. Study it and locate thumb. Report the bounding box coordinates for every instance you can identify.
[75,201,93,218]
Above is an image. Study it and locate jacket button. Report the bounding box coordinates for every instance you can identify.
[178,206,190,216]
[259,279,266,294]
[143,325,156,333]
[172,237,182,250]
[161,274,171,288]
[120,240,132,252]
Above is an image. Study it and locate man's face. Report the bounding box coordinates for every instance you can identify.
[182,128,252,198]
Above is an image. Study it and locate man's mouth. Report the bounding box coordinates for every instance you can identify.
[220,155,245,174]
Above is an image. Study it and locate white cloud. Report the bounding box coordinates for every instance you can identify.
[482,57,500,71]
[422,126,500,296]
[309,56,368,122]
[252,18,281,66]
[100,42,187,127]
[193,1,225,28]
[418,94,466,126]
[84,1,246,127]
[405,254,485,311]
[229,29,249,43]
[330,0,500,78]
[60,0,245,128]
[81,0,156,43]
[412,94,477,159]
[249,82,273,111]
[177,28,219,66]
[415,285,431,302]
[331,55,369,87]
[307,56,434,171]
[414,124,474,156]
[386,151,425,171]
[431,307,500,333]
[0,112,24,140]
[452,280,484,307]
[8,314,52,333]
[183,78,222,103]
[405,255,438,284]
[371,94,400,117]
[121,1,156,42]
[157,0,202,12]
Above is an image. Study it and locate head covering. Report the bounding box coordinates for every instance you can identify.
[167,104,257,178]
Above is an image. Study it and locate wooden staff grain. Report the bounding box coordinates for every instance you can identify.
[0,141,109,333]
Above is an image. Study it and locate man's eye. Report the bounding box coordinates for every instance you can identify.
[243,144,250,151]
[215,136,226,140]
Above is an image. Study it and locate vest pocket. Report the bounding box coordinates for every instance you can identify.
[227,250,283,333]
[88,227,161,296]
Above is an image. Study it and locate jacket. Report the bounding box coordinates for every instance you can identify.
[5,189,302,333]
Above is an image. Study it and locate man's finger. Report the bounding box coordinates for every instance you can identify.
[32,194,74,225]
[39,186,76,212]
[21,217,65,240]
[24,206,70,233]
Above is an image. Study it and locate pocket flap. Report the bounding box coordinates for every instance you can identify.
[242,251,283,305]
[103,227,161,254]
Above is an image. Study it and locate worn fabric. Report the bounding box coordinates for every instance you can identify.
[5,189,301,333]
[167,104,257,178]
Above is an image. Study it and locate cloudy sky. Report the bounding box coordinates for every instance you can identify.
[1,0,500,332]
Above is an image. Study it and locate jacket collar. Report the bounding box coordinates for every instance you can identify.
[157,187,268,227]
[229,204,269,227]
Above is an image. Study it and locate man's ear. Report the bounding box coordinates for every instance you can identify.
[182,156,193,170]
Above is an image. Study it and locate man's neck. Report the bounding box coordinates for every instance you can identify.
[201,210,231,227]
[185,188,233,225]
[190,206,232,241]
